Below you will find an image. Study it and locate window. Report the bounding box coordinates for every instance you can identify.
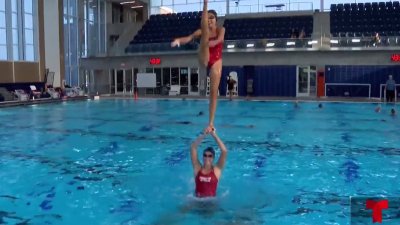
[0,0,38,61]
[171,67,179,85]
[162,68,170,86]
[11,0,19,60]
[64,0,79,86]
[0,0,6,60]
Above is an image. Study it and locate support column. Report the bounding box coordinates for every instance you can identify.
[43,0,63,87]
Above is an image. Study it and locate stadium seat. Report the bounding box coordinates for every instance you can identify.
[330,1,400,39]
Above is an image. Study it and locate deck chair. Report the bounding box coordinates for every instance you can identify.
[30,85,42,99]
[73,87,84,96]
[169,85,180,96]
[0,87,15,101]
[64,88,77,97]
[15,89,29,101]
[47,88,60,99]
[226,71,238,97]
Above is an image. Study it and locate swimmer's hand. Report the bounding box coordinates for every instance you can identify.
[204,124,216,134]
[171,39,180,47]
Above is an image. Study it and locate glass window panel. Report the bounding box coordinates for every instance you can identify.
[162,0,173,6]
[171,67,179,85]
[70,0,77,16]
[13,44,19,60]
[63,0,68,15]
[89,0,98,21]
[24,13,33,29]
[0,45,6,60]
[0,28,6,44]
[173,0,187,5]
[64,20,69,63]
[154,68,161,87]
[24,0,33,13]
[12,13,18,28]
[162,68,170,86]
[70,67,79,86]
[69,17,78,64]
[152,0,161,7]
[65,66,71,86]
[88,21,98,55]
[0,0,6,11]
[24,29,33,44]
[99,0,106,53]
[12,29,18,44]
[0,12,5,27]
[11,0,17,12]
[25,44,34,61]
[0,0,4,11]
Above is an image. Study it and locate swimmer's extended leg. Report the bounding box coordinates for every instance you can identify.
[198,0,209,67]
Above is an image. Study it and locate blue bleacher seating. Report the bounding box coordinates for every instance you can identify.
[126,13,313,53]
[125,12,201,53]
[224,16,313,40]
[330,1,400,37]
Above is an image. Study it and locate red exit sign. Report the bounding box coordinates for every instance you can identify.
[391,54,400,62]
[150,57,161,65]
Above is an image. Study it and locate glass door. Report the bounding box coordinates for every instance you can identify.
[115,70,124,94]
[113,69,134,94]
[189,68,199,96]
[296,66,317,97]
[309,66,317,96]
[125,69,133,94]
[180,67,189,95]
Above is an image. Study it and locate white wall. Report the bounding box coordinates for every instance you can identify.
[43,0,61,87]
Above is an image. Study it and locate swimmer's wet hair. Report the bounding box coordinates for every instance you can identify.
[203,147,215,157]
[208,10,217,21]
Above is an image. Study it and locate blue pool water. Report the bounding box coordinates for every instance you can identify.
[0,99,399,225]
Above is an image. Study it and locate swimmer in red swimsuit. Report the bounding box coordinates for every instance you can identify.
[171,0,225,133]
[190,129,227,198]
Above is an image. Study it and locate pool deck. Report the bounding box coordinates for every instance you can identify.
[99,94,393,104]
[0,96,89,108]
[1,94,396,108]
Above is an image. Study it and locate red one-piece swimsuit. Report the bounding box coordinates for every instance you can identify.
[195,168,218,197]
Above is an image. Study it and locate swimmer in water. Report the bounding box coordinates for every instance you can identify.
[190,128,227,198]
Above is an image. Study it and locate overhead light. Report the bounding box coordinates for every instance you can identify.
[266,43,275,47]
[120,1,135,4]
[227,44,235,49]
[131,5,144,8]
[351,39,360,43]
[308,40,318,45]
[286,41,295,46]
[330,40,339,44]
[246,43,254,48]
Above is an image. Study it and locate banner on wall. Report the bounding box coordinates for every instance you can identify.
[137,73,156,88]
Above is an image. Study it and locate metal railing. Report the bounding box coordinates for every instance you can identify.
[330,36,400,48]
[379,84,400,102]
[150,0,315,16]
[224,38,317,50]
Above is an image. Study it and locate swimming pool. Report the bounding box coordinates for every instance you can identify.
[0,99,399,225]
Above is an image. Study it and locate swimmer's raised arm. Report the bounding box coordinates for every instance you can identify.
[210,131,227,170]
[190,133,206,175]
[171,29,201,47]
